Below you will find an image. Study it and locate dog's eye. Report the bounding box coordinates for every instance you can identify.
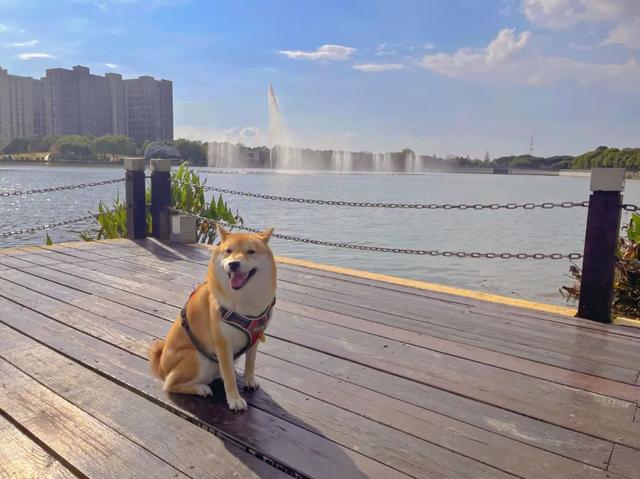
[247,249,255,255]
[225,248,232,254]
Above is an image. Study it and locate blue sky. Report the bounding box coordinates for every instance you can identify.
[1,0,639,158]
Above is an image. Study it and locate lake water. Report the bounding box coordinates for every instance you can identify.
[2,162,638,306]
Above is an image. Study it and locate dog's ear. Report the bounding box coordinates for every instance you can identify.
[216,223,230,241]
[257,227,273,244]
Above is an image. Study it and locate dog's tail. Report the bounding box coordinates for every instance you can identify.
[148,340,165,379]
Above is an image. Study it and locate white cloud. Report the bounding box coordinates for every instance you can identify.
[105,63,118,68]
[0,24,9,33]
[17,52,55,60]
[423,42,436,50]
[353,63,405,72]
[601,17,640,49]
[5,39,39,48]
[421,28,640,85]
[279,44,356,61]
[521,0,640,49]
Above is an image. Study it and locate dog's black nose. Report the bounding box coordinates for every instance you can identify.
[228,261,241,272]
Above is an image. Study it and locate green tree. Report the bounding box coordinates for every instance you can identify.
[173,139,208,165]
[2,138,30,154]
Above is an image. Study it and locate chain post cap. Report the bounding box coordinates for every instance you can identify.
[150,159,172,172]
[590,168,625,192]
[124,158,145,171]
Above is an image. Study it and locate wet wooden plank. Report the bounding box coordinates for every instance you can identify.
[0,357,189,479]
[0,415,78,479]
[609,444,640,478]
[0,301,412,479]
[0,328,287,479]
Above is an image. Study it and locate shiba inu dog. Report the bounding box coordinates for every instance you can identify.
[149,224,276,412]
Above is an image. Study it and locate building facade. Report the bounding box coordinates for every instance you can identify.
[0,65,172,145]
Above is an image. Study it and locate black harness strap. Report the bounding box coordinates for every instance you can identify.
[180,283,275,363]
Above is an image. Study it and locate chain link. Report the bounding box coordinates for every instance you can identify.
[0,178,124,198]
[173,209,582,260]
[623,204,640,212]
[0,210,114,239]
[172,180,588,210]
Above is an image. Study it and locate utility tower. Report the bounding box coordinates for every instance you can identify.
[529,137,535,155]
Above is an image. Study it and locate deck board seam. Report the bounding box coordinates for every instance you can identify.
[0,409,88,479]
[0,355,197,479]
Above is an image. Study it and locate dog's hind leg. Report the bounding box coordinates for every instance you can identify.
[161,349,213,397]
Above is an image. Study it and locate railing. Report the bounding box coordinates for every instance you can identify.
[0,157,632,324]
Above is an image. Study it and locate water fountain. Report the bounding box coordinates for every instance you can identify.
[208,85,418,173]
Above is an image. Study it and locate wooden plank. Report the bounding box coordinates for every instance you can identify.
[0,269,173,338]
[276,287,640,384]
[0,329,287,479]
[34,254,640,404]
[277,299,640,402]
[17,251,639,448]
[609,445,640,478]
[263,310,640,446]
[0,301,412,478]
[88,247,640,376]
[0,358,189,479]
[0,270,615,471]
[0,277,155,357]
[0,415,78,479]
[275,261,640,339]
[260,336,613,468]
[241,352,619,479]
[0,302,516,479]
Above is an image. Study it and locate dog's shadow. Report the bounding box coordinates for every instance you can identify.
[169,378,370,479]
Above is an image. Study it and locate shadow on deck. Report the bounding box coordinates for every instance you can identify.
[0,238,639,478]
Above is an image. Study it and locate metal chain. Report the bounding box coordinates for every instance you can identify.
[0,210,114,239]
[172,180,588,210]
[173,209,582,260]
[623,204,640,212]
[0,178,124,198]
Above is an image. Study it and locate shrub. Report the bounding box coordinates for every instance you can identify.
[81,163,240,244]
[561,213,640,318]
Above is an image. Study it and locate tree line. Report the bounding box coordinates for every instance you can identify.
[0,135,209,165]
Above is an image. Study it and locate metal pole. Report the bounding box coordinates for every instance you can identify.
[150,159,171,241]
[577,168,625,323]
[124,158,147,240]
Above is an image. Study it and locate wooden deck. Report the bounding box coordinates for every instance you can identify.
[1,238,639,479]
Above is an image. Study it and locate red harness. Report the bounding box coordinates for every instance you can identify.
[180,283,275,362]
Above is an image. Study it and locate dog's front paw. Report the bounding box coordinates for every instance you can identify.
[227,395,248,412]
[244,375,260,390]
[195,384,213,397]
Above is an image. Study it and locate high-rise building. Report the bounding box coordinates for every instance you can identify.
[0,67,37,143]
[0,65,173,145]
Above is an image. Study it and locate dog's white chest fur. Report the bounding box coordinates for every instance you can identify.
[195,321,249,383]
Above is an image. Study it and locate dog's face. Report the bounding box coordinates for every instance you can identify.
[213,225,276,295]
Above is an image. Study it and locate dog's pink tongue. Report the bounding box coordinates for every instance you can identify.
[230,272,248,289]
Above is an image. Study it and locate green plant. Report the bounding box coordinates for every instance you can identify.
[561,213,640,318]
[45,233,53,245]
[82,163,240,245]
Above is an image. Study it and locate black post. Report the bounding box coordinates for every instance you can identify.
[151,159,171,240]
[124,158,147,240]
[577,168,625,323]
